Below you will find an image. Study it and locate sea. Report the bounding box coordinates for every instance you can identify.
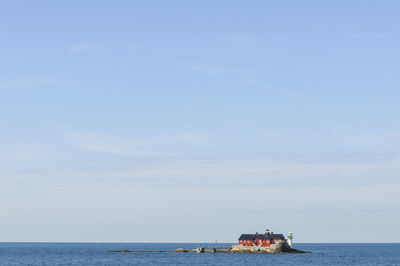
[0,242,399,265]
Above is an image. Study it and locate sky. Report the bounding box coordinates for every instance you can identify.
[1,0,400,243]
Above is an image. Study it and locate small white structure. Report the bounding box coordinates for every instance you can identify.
[287,232,293,248]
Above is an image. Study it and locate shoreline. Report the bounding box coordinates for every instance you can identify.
[108,248,310,254]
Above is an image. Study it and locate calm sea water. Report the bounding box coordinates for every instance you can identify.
[0,243,399,265]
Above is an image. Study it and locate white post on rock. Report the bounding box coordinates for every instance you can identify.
[287,232,293,248]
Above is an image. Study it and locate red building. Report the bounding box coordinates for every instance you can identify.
[238,232,285,247]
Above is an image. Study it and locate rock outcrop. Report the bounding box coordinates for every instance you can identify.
[229,239,305,253]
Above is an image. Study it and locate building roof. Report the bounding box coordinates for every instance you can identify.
[239,233,285,241]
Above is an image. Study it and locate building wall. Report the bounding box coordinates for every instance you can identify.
[239,239,281,247]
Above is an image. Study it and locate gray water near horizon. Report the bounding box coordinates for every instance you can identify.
[0,242,399,265]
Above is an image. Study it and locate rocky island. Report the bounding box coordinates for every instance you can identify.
[109,230,309,254]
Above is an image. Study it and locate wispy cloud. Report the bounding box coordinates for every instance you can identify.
[333,129,400,148]
[261,131,293,143]
[263,86,309,102]
[53,43,93,54]
[242,79,310,102]
[0,55,23,60]
[4,154,399,194]
[199,33,290,44]
[53,41,140,54]
[160,132,207,143]
[67,43,92,53]
[0,77,73,90]
[64,132,159,156]
[346,33,397,39]
[0,142,52,162]
[64,131,208,156]
[217,33,263,43]
[180,62,253,75]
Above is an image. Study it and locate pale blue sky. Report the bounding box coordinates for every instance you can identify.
[1,0,400,242]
